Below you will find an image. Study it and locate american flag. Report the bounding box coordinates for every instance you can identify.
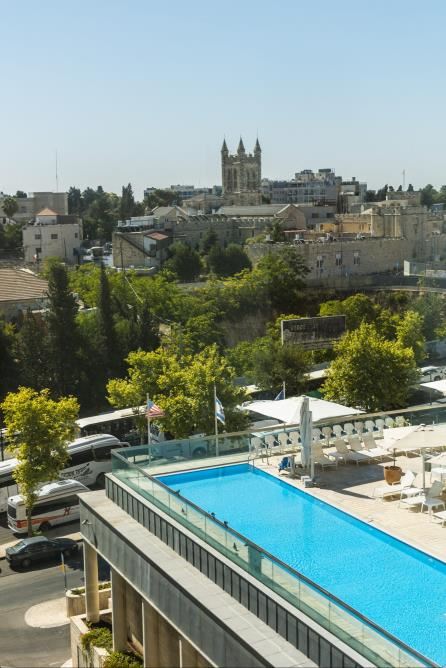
[146,399,165,418]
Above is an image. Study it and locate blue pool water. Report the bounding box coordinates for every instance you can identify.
[159,464,446,665]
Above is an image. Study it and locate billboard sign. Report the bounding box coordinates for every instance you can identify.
[281,315,346,350]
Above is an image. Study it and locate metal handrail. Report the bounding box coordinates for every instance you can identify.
[111,450,439,668]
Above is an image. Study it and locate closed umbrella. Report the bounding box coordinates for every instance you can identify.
[299,396,313,476]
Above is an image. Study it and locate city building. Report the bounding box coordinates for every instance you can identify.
[0,268,49,320]
[22,208,83,264]
[0,191,68,223]
[221,138,262,206]
[113,230,170,270]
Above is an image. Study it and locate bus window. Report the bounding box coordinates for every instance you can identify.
[68,449,93,467]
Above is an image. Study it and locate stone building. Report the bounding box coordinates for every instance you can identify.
[22,208,83,264]
[221,138,262,206]
[0,191,68,223]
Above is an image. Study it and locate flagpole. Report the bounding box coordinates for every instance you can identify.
[147,393,152,465]
[283,380,286,400]
[214,383,219,457]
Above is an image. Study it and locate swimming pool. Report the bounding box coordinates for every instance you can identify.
[159,463,446,665]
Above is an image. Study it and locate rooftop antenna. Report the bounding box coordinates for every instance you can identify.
[55,149,59,193]
[402,169,406,190]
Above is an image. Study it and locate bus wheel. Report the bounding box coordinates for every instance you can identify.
[40,522,51,532]
[96,473,105,487]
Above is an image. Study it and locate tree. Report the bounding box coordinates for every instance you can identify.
[420,184,437,208]
[407,184,414,192]
[395,310,426,364]
[97,264,119,377]
[250,339,310,396]
[1,388,78,535]
[322,323,417,412]
[269,219,285,242]
[68,187,83,215]
[164,242,201,282]
[253,247,308,313]
[46,262,80,396]
[119,183,136,221]
[397,185,402,192]
[2,196,18,221]
[15,191,27,199]
[319,294,377,330]
[207,244,251,278]
[0,319,17,399]
[15,312,51,390]
[107,345,247,439]
[201,229,218,254]
[144,189,181,210]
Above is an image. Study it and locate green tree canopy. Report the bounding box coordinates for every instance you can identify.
[395,310,426,364]
[322,322,417,412]
[2,196,18,220]
[46,262,81,396]
[207,244,252,277]
[107,345,247,438]
[253,247,308,313]
[319,294,377,330]
[164,242,202,282]
[2,387,79,535]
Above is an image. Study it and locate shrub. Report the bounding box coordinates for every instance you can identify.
[70,581,111,596]
[104,650,143,668]
[81,627,113,653]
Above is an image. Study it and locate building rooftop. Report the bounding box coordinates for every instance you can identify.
[36,207,58,216]
[0,269,48,303]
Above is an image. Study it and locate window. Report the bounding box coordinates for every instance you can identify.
[0,476,14,489]
[35,247,41,253]
[33,494,79,515]
[74,233,78,239]
[34,234,41,240]
[354,252,360,265]
[51,233,58,240]
[335,253,343,266]
[68,449,92,467]
[316,255,324,269]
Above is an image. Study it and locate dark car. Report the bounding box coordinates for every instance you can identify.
[5,536,78,569]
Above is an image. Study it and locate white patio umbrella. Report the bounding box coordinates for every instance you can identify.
[299,396,313,477]
[382,424,446,491]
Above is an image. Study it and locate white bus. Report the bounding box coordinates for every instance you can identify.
[0,433,127,513]
[7,479,88,534]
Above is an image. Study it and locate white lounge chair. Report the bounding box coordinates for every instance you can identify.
[347,435,375,462]
[265,433,281,454]
[373,471,422,500]
[361,433,390,461]
[433,509,446,526]
[399,480,446,515]
[333,438,369,466]
[312,443,338,469]
[278,432,290,451]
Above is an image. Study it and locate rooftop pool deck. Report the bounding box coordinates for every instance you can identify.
[157,461,446,666]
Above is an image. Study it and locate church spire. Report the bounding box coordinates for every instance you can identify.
[237,137,245,154]
[254,137,261,154]
[221,138,228,154]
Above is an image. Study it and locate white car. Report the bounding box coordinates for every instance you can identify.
[418,366,446,383]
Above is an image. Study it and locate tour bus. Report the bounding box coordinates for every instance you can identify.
[0,433,127,513]
[7,479,88,534]
[76,406,165,445]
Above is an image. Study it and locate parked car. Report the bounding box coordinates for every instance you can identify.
[418,366,446,383]
[5,536,78,569]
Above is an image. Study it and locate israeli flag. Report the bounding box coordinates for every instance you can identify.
[215,396,225,424]
[274,387,285,401]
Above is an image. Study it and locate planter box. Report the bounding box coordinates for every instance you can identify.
[70,611,111,668]
[66,587,111,617]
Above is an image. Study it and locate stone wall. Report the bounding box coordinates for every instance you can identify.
[246,237,415,286]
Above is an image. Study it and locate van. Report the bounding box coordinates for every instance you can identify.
[7,479,88,533]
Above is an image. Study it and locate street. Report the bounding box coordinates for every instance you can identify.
[0,513,109,667]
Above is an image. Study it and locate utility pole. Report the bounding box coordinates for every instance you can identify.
[402,169,406,190]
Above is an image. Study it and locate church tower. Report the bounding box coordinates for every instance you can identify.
[221,138,262,206]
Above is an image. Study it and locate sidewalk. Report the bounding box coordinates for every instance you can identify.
[0,531,82,559]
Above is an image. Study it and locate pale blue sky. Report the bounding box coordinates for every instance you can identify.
[2,0,446,198]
